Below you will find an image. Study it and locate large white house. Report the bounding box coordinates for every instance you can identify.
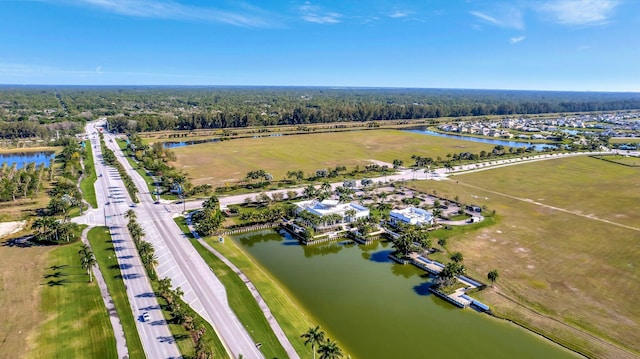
[389,207,434,226]
[295,199,369,223]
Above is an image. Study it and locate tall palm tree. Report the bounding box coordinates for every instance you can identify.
[317,338,343,359]
[301,326,326,359]
[78,244,96,282]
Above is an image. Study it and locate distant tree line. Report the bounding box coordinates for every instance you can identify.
[3,86,639,135]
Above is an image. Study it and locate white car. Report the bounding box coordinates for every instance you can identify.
[142,312,150,322]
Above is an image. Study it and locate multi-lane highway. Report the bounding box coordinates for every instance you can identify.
[95,122,266,359]
[75,124,181,359]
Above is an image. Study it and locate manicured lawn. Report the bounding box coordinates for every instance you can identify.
[27,241,117,359]
[408,156,640,359]
[174,217,310,358]
[87,227,145,359]
[81,141,98,208]
[172,129,495,186]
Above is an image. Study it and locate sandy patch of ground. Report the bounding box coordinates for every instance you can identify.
[0,239,51,359]
[0,221,27,239]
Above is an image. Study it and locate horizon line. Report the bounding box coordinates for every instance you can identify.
[0,84,639,94]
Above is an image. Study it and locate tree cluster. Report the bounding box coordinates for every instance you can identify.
[100,133,138,202]
[125,210,158,279]
[192,195,224,236]
[301,325,344,359]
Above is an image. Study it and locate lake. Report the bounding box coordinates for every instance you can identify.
[0,151,55,169]
[404,128,560,151]
[232,230,579,359]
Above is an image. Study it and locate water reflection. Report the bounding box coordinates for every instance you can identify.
[0,151,55,168]
[368,249,393,263]
[234,229,281,247]
[301,242,344,258]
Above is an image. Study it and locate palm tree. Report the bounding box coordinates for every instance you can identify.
[203,195,219,210]
[317,338,343,359]
[450,251,464,263]
[487,269,499,286]
[125,209,137,221]
[78,244,96,282]
[392,235,413,258]
[301,325,325,359]
[158,277,172,299]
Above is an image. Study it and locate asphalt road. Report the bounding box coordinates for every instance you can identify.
[75,124,181,359]
[96,123,264,359]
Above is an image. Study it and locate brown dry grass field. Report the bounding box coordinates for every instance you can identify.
[409,156,640,359]
[171,129,495,186]
[0,236,51,359]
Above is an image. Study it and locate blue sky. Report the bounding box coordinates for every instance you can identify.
[1,0,638,91]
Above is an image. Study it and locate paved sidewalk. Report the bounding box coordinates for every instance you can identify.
[80,227,129,359]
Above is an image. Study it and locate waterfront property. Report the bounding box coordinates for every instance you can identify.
[231,230,579,359]
[295,199,369,226]
[389,207,434,226]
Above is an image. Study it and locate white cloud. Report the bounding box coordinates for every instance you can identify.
[299,2,341,24]
[470,6,524,30]
[68,0,275,27]
[539,0,618,25]
[510,36,526,44]
[389,10,412,19]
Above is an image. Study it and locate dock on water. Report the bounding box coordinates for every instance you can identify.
[409,253,491,311]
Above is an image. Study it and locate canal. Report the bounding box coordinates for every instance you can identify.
[232,230,579,359]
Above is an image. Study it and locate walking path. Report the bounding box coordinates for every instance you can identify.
[80,227,129,359]
[184,215,300,359]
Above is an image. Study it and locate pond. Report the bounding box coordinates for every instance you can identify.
[0,151,55,169]
[162,138,220,149]
[404,128,560,151]
[232,230,579,359]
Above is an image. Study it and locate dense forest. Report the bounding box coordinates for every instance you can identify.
[1,86,639,134]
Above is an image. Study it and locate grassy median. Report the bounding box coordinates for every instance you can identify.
[87,227,145,359]
[81,140,98,208]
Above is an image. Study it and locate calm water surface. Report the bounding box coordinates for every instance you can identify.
[232,230,578,359]
[404,128,560,151]
[0,152,54,168]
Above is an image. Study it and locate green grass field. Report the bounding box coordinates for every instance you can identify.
[591,154,640,167]
[409,156,640,359]
[171,129,496,186]
[27,241,117,359]
[87,227,145,359]
[81,141,98,208]
[174,217,314,358]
